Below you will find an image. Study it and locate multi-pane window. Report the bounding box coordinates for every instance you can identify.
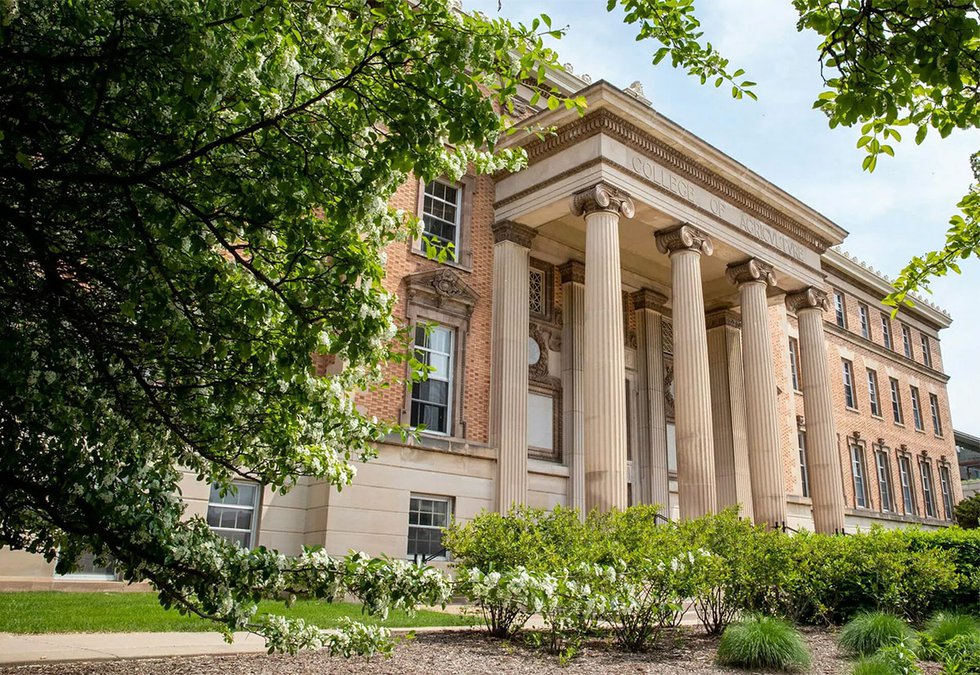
[407,495,452,559]
[789,338,801,391]
[207,482,260,548]
[920,459,938,518]
[881,313,893,350]
[851,445,869,508]
[898,455,917,516]
[798,431,810,498]
[901,324,913,359]
[410,325,453,435]
[920,334,933,367]
[939,465,954,521]
[842,359,857,409]
[529,268,546,316]
[929,393,943,436]
[421,180,461,258]
[875,449,895,513]
[867,369,881,417]
[910,386,924,431]
[858,303,871,339]
[889,377,904,425]
[833,291,847,328]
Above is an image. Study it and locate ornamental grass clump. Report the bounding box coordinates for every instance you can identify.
[716,615,811,672]
[923,611,980,647]
[838,611,915,656]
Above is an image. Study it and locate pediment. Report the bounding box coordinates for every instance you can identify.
[404,268,479,316]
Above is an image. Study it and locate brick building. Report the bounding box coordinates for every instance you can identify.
[0,73,963,586]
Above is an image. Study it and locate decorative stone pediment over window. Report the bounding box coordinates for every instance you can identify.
[403,268,478,319]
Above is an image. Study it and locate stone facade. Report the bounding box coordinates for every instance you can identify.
[0,76,965,588]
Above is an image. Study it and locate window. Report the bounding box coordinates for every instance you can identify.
[529,267,546,316]
[842,359,857,409]
[875,449,895,513]
[889,377,904,425]
[910,386,924,431]
[920,459,938,518]
[798,431,810,498]
[898,455,917,516]
[421,180,461,259]
[851,445,869,508]
[789,338,801,391]
[833,291,847,328]
[408,495,452,559]
[867,369,881,417]
[207,482,260,548]
[901,324,913,359]
[929,393,943,436]
[56,552,118,580]
[920,334,933,367]
[858,303,871,339]
[410,325,454,435]
[881,313,893,350]
[939,465,954,521]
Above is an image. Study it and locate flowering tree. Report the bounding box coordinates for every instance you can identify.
[0,0,566,653]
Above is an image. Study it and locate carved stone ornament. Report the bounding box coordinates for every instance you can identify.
[632,288,668,311]
[529,323,560,386]
[403,268,479,316]
[559,260,585,285]
[661,318,673,355]
[654,223,713,257]
[705,308,742,330]
[785,286,829,313]
[492,221,536,248]
[569,182,636,219]
[663,359,675,421]
[726,258,776,287]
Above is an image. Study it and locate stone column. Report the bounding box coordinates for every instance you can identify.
[633,288,670,511]
[561,261,586,516]
[705,309,754,520]
[570,183,634,513]
[728,259,788,527]
[786,288,846,533]
[655,223,717,519]
[490,221,535,513]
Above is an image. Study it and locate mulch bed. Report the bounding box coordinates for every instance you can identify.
[0,627,943,674]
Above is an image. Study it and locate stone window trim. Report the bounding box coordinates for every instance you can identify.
[901,323,914,360]
[872,441,896,514]
[529,258,555,322]
[880,312,894,351]
[407,493,454,561]
[918,452,939,519]
[842,358,858,411]
[929,392,944,438]
[867,368,882,419]
[858,302,871,339]
[889,377,904,426]
[910,385,925,432]
[207,480,261,550]
[400,268,478,441]
[920,333,934,368]
[847,432,870,510]
[938,459,954,521]
[788,337,802,392]
[833,290,847,329]
[411,175,477,271]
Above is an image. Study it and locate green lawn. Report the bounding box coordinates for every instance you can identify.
[0,592,478,633]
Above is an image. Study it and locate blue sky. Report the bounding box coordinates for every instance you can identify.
[468,0,980,437]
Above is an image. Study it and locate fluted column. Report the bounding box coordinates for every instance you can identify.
[633,289,670,511]
[728,259,787,526]
[570,183,634,513]
[561,261,586,516]
[786,288,846,533]
[655,223,717,519]
[706,309,754,520]
[490,221,535,513]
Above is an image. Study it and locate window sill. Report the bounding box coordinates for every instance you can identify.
[870,414,883,420]
[894,422,906,428]
[914,428,927,434]
[409,246,473,273]
[845,406,860,414]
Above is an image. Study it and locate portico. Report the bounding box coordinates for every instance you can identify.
[489,81,849,531]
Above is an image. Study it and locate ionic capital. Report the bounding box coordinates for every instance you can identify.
[726,258,776,287]
[569,182,635,219]
[492,220,536,248]
[654,223,713,257]
[632,288,668,311]
[559,260,585,285]
[785,287,829,313]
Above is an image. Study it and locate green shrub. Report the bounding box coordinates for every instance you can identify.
[905,527,980,612]
[955,494,980,529]
[716,615,811,672]
[839,611,915,656]
[851,638,922,675]
[923,611,980,647]
[940,632,980,674]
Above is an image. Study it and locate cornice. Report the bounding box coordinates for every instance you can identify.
[510,108,837,253]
